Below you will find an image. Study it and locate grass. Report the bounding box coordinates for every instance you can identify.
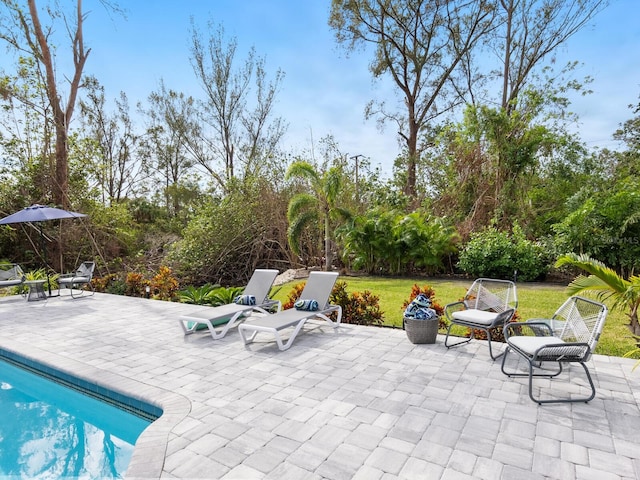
[272,274,638,359]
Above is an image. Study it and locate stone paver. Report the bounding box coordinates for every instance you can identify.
[1,292,639,480]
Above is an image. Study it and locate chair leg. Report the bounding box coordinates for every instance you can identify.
[503,352,593,404]
[501,346,513,375]
[502,346,563,376]
[529,361,595,404]
[444,322,473,350]
[485,329,504,360]
[445,323,503,360]
[68,282,94,298]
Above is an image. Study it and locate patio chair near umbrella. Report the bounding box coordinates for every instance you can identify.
[0,204,87,296]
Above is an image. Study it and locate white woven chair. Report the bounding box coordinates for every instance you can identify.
[501,296,608,404]
[444,278,518,359]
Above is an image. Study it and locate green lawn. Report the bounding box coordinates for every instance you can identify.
[272,275,638,359]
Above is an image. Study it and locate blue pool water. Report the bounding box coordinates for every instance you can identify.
[0,359,151,479]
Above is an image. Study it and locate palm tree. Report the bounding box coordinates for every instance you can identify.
[285,161,351,270]
[555,253,640,337]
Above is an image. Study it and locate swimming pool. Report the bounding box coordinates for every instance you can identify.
[0,359,152,479]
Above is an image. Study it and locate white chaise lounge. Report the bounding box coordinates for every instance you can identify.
[238,271,341,351]
[178,269,280,340]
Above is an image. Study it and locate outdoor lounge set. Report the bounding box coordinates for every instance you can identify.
[0,261,95,301]
[178,270,341,351]
[177,269,608,404]
[1,255,611,404]
[441,277,609,404]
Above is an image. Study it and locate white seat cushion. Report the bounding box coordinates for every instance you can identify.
[509,336,565,355]
[452,309,498,325]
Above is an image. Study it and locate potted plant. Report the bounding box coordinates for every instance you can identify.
[402,285,444,344]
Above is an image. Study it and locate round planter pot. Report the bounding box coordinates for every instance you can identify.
[404,316,439,344]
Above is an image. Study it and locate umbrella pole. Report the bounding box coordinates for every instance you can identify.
[39,224,52,296]
[39,224,58,297]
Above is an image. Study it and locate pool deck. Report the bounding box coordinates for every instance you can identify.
[1,291,639,480]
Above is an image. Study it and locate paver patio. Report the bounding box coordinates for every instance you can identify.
[1,292,639,479]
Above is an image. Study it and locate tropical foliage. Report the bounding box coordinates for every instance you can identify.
[555,253,640,338]
[285,160,352,270]
[178,284,222,305]
[339,209,458,275]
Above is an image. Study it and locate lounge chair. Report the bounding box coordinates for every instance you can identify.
[0,264,25,291]
[501,296,608,404]
[238,271,341,351]
[58,261,95,298]
[178,269,281,340]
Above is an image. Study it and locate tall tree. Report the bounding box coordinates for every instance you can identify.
[0,0,92,208]
[329,0,496,199]
[611,96,640,178]
[0,55,54,204]
[139,81,200,218]
[189,20,286,192]
[494,0,607,112]
[79,77,142,205]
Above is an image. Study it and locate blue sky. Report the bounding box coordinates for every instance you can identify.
[82,0,639,176]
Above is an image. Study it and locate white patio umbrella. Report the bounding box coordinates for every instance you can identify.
[0,204,87,295]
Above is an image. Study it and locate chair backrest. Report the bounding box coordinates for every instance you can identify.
[555,296,608,355]
[243,269,279,303]
[299,271,339,309]
[76,261,95,279]
[466,278,517,313]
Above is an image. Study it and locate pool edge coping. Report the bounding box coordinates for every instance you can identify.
[0,337,191,479]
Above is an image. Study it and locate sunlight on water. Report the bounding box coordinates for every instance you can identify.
[0,361,151,479]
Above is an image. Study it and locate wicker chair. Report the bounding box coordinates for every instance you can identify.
[501,296,608,404]
[444,278,517,360]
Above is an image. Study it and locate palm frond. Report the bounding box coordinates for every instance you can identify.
[287,210,318,255]
[565,274,616,300]
[287,193,318,221]
[325,166,343,201]
[556,253,629,294]
[285,161,320,185]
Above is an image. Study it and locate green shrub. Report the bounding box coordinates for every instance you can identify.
[179,284,221,305]
[206,286,245,306]
[106,279,126,296]
[457,224,547,281]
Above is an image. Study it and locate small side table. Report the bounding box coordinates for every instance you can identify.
[25,279,47,302]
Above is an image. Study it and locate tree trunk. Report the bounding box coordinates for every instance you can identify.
[28,0,89,208]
